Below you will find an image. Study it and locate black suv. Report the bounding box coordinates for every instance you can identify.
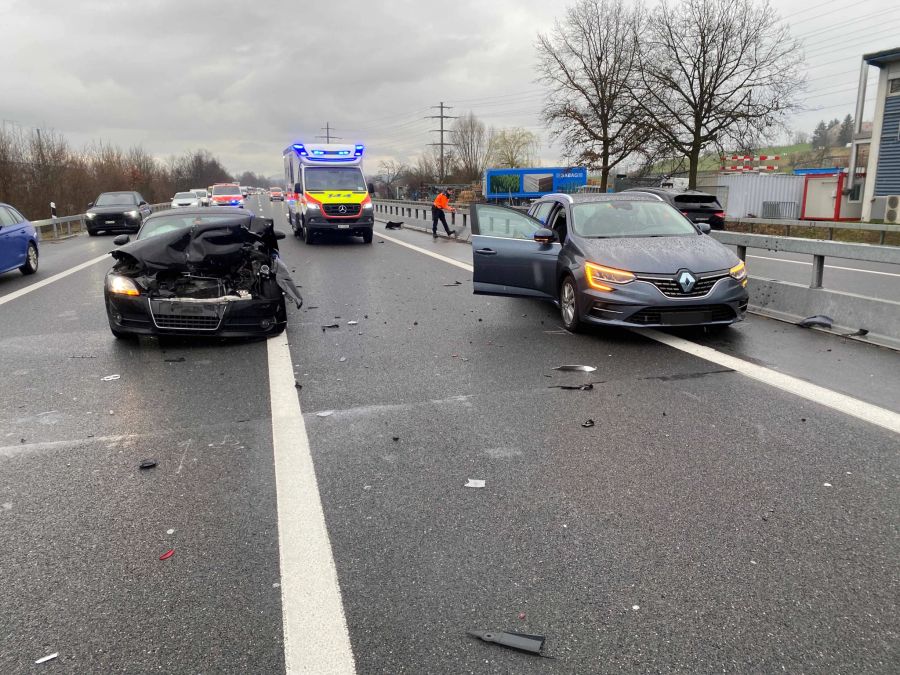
[623,187,725,230]
[85,191,152,236]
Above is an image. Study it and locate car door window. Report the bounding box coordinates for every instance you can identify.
[548,206,569,243]
[530,202,553,225]
[0,207,18,227]
[472,204,542,240]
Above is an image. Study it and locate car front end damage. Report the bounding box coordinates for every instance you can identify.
[105,219,302,338]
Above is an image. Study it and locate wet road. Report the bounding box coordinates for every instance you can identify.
[0,195,897,673]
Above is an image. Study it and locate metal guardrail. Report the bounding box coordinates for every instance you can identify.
[30,202,171,239]
[713,231,900,289]
[729,217,900,244]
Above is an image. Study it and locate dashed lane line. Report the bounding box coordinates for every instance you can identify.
[378,232,900,435]
[0,253,109,306]
[267,332,356,674]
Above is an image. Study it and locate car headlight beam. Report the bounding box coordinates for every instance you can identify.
[729,260,748,286]
[107,275,140,296]
[125,210,139,218]
[585,261,634,290]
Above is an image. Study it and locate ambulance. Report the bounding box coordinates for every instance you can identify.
[283,142,374,245]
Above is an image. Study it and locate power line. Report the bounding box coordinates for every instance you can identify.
[316,122,341,143]
[426,101,457,182]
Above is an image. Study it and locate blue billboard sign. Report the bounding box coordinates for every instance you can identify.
[484,167,588,199]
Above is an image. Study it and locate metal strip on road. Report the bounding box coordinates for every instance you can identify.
[377,232,900,436]
[267,333,356,674]
[0,253,109,306]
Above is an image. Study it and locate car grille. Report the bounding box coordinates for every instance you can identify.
[322,203,360,217]
[636,273,728,298]
[153,314,220,330]
[99,215,125,226]
[628,304,735,325]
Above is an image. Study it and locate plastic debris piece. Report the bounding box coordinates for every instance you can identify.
[518,612,526,621]
[797,315,833,329]
[316,410,334,417]
[294,381,302,389]
[164,357,186,363]
[823,482,832,487]
[632,605,640,611]
[348,320,358,325]
[582,419,595,428]
[385,221,403,229]
[553,365,597,372]
[467,630,545,655]
[35,653,58,664]
[100,374,121,381]
[443,281,463,286]
[339,357,347,362]
[159,549,175,561]
[465,479,485,488]
[166,529,175,535]
[841,328,868,337]
[139,459,158,470]
[392,436,400,441]
[549,383,594,391]
[321,323,340,332]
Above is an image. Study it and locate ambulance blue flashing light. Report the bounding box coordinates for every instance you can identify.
[292,143,308,157]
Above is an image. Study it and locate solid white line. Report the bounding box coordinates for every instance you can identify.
[267,333,356,674]
[747,254,900,278]
[0,253,109,306]
[378,231,472,271]
[640,329,900,435]
[381,231,900,435]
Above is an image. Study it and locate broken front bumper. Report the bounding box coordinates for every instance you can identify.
[105,292,286,337]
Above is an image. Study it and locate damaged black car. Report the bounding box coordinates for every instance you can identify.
[104,208,302,339]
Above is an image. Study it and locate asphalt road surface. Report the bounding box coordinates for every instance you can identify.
[1,195,897,674]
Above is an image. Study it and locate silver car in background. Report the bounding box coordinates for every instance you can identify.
[191,188,210,206]
[170,191,202,209]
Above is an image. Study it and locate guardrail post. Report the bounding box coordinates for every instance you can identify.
[66,220,71,236]
[810,255,824,288]
[53,222,58,239]
[736,245,746,261]
[880,230,885,245]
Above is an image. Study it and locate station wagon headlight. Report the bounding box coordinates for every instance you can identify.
[729,260,747,285]
[585,261,635,290]
[107,275,140,296]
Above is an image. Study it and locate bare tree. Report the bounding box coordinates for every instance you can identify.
[492,128,539,168]
[638,0,804,187]
[537,0,651,189]
[450,112,494,182]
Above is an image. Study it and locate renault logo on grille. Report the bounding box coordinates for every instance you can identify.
[338,205,347,214]
[677,270,696,293]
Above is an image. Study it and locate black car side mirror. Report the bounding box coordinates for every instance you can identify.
[87,201,94,208]
[139,200,148,206]
[534,227,556,244]
[113,234,130,245]
[274,230,286,240]
[697,223,711,234]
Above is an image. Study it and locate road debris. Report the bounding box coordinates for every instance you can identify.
[518,612,526,621]
[139,459,158,470]
[348,320,358,325]
[339,357,347,362]
[392,436,400,441]
[164,357,186,363]
[159,549,175,561]
[443,281,462,286]
[465,479,485,488]
[69,355,96,359]
[797,315,833,329]
[321,323,340,332]
[467,630,545,655]
[35,653,58,664]
[632,605,640,611]
[385,221,403,229]
[166,529,175,535]
[553,365,597,372]
[100,374,121,381]
[581,419,595,428]
[316,410,335,417]
[841,328,869,337]
[549,383,594,391]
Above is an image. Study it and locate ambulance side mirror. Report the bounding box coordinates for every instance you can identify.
[368,182,375,195]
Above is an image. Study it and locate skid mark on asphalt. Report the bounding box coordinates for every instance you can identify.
[379,232,900,435]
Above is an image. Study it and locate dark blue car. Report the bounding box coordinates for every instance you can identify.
[0,203,39,277]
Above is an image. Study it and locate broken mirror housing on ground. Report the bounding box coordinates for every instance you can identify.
[104,211,302,338]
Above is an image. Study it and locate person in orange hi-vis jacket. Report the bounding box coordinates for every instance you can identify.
[431,188,458,239]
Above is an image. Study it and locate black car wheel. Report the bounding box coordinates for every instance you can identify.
[560,275,582,332]
[88,228,98,237]
[20,243,39,275]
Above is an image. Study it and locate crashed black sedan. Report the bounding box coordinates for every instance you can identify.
[104,208,302,339]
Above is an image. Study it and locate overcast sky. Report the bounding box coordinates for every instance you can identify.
[1,0,897,177]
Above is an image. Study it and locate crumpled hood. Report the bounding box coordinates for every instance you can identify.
[578,234,738,275]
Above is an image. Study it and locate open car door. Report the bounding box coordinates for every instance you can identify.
[470,204,561,299]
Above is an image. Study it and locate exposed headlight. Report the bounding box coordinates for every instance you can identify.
[86,212,96,219]
[125,210,139,218]
[107,275,140,297]
[585,261,634,290]
[729,260,747,285]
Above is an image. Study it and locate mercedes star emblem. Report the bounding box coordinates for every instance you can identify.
[338,205,347,214]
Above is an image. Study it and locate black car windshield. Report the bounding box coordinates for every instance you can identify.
[96,192,137,206]
[305,167,366,192]
[212,185,242,196]
[138,214,238,240]
[572,201,699,238]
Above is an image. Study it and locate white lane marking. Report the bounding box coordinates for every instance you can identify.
[378,231,472,271]
[641,330,900,435]
[747,254,900,278]
[381,232,900,435]
[267,332,356,674]
[0,253,109,306]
